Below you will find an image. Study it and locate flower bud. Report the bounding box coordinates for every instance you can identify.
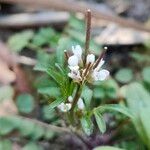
[77,98,85,110]
[68,96,73,102]
[68,55,79,66]
[86,54,95,64]
[72,45,82,59]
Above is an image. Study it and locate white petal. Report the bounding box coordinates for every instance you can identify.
[68,96,73,102]
[77,98,84,110]
[57,102,65,111]
[72,45,82,58]
[68,65,79,71]
[95,58,105,71]
[65,103,71,111]
[68,55,79,66]
[97,69,109,81]
[86,54,95,64]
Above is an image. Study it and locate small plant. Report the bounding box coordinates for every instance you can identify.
[42,9,132,137]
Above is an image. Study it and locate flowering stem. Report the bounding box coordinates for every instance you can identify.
[71,84,82,111]
[84,9,91,64]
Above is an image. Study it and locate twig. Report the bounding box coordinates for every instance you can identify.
[0,11,69,28]
[18,116,71,133]
[1,0,150,32]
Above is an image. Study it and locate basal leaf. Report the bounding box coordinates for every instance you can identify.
[16,94,34,114]
[94,111,106,134]
[81,116,93,136]
[94,104,133,119]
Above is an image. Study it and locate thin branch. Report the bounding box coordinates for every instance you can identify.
[1,0,150,32]
[18,116,71,133]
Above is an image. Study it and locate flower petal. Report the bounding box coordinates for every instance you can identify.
[95,58,105,71]
[68,55,79,66]
[86,54,95,64]
[97,69,109,81]
[72,45,82,58]
[68,96,73,102]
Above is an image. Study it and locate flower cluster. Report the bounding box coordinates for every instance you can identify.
[67,45,109,83]
[57,96,85,112]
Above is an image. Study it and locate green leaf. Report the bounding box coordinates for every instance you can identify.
[34,51,54,72]
[48,98,64,111]
[32,27,57,47]
[38,87,60,97]
[142,66,150,84]
[94,111,106,133]
[93,146,124,150]
[56,37,73,65]
[81,86,93,108]
[81,116,93,136]
[125,82,150,148]
[0,140,12,150]
[30,125,45,140]
[115,68,133,84]
[93,87,105,99]
[47,67,64,85]
[0,117,16,135]
[23,142,44,150]
[18,120,35,137]
[42,105,56,121]
[16,94,34,114]
[8,30,34,52]
[95,104,132,119]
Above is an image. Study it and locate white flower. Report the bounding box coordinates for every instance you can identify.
[72,45,82,59]
[86,54,95,64]
[92,69,109,81]
[57,102,71,112]
[68,96,73,102]
[68,65,81,81]
[68,55,79,67]
[77,98,85,110]
[68,70,81,81]
[95,58,105,71]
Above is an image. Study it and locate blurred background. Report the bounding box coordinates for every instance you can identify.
[0,0,150,150]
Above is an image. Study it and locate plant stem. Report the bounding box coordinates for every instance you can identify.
[84,9,91,64]
[69,84,82,124]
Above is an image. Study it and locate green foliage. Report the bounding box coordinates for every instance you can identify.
[94,104,132,118]
[93,79,119,100]
[0,140,12,150]
[94,146,124,150]
[16,94,34,114]
[81,86,93,109]
[0,116,55,140]
[142,66,150,84]
[81,116,93,136]
[115,68,133,84]
[22,142,44,150]
[94,110,106,133]
[0,117,16,135]
[8,30,34,52]
[32,27,59,47]
[130,52,150,63]
[125,82,150,148]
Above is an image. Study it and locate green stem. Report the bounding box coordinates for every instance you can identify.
[69,84,82,124]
